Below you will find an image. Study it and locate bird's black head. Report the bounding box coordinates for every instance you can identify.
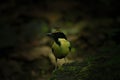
[47,32,67,40]
[47,32,67,45]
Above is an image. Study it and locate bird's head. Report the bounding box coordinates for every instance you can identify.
[47,32,67,41]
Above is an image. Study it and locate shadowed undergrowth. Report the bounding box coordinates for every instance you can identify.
[50,55,120,80]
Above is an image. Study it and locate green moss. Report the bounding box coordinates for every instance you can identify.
[50,56,120,80]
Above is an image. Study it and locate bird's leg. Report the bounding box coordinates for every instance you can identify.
[64,58,67,64]
[55,58,58,70]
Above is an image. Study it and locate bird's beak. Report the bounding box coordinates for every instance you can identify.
[46,33,52,37]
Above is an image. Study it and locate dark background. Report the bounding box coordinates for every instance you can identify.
[0,0,120,80]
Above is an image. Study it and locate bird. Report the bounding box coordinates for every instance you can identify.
[47,31,71,68]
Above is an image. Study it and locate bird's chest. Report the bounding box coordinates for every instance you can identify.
[52,39,70,58]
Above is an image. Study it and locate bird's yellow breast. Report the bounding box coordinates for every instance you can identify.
[52,38,70,59]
